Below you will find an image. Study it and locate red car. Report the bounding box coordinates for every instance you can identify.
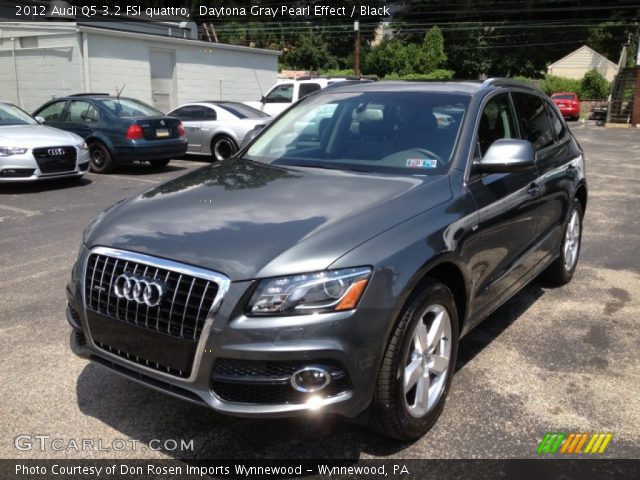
[551,92,581,121]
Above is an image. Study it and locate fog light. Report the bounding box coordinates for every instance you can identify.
[290,366,331,393]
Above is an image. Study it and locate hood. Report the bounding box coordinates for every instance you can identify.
[0,124,83,146]
[86,159,451,281]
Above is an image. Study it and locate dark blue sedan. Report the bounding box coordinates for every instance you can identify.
[33,95,188,173]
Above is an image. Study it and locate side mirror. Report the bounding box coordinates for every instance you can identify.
[260,95,266,104]
[474,139,535,173]
[35,116,45,124]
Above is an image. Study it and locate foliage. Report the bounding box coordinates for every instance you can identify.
[539,75,582,97]
[384,70,455,80]
[416,26,447,73]
[280,31,337,70]
[580,70,611,99]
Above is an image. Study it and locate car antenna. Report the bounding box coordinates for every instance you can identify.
[116,83,126,98]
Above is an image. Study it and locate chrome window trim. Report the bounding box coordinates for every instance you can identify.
[82,246,231,383]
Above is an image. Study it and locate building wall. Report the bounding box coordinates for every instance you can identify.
[0,23,278,113]
[548,47,618,82]
[86,30,277,111]
[0,28,84,111]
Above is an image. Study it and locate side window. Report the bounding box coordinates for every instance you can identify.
[170,106,203,121]
[545,102,567,141]
[67,101,99,123]
[265,84,293,103]
[36,101,66,122]
[477,94,517,157]
[512,92,553,151]
[202,107,217,120]
[299,83,321,99]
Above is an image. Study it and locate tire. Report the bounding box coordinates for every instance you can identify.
[149,158,171,168]
[211,135,237,161]
[540,199,583,285]
[88,142,114,173]
[368,280,459,440]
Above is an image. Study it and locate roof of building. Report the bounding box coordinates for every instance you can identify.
[548,45,617,69]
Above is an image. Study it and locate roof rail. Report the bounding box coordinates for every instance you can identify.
[68,93,110,97]
[480,78,540,91]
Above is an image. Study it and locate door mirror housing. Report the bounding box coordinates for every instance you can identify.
[474,139,535,173]
[35,116,45,124]
[260,95,266,104]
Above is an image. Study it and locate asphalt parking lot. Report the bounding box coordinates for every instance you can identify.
[1,125,639,460]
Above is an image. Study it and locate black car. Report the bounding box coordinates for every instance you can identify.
[67,79,587,440]
[33,95,188,173]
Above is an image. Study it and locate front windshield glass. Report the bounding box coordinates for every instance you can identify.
[246,91,469,175]
[99,98,162,117]
[0,103,37,126]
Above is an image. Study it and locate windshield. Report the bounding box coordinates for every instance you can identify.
[552,94,576,100]
[246,91,469,175]
[218,102,269,119]
[0,103,37,126]
[99,98,162,117]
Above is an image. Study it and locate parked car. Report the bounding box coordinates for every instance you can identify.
[245,77,374,117]
[551,92,581,120]
[167,101,269,160]
[0,102,89,182]
[33,94,187,173]
[67,79,587,440]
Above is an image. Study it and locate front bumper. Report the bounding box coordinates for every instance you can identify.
[114,139,188,163]
[0,148,89,182]
[66,246,390,418]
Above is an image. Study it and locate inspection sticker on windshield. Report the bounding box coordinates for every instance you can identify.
[407,158,437,169]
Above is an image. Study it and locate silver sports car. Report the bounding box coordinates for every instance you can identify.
[0,102,90,182]
[167,101,270,160]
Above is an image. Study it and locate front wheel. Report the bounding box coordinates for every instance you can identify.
[368,280,459,440]
[211,135,237,161]
[540,199,583,285]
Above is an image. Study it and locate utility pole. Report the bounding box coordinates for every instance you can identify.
[354,19,361,77]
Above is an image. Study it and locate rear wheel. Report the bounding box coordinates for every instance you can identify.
[368,280,459,440]
[211,135,237,161]
[149,158,171,169]
[88,142,114,173]
[540,199,583,285]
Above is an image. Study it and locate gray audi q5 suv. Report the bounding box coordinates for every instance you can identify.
[67,79,587,440]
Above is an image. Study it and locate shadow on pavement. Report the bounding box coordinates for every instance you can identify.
[0,176,92,194]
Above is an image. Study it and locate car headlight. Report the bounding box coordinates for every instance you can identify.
[0,146,27,156]
[77,141,88,150]
[248,267,372,315]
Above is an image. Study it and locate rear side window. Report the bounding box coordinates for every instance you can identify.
[512,92,554,151]
[545,102,567,141]
[299,83,321,99]
[67,100,100,123]
[170,105,204,121]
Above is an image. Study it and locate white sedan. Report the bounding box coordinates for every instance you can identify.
[0,102,90,182]
[168,101,270,160]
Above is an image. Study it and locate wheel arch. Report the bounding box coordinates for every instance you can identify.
[574,182,588,214]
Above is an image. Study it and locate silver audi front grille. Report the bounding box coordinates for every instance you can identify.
[84,249,225,341]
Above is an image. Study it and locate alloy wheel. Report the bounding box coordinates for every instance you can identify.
[563,208,581,271]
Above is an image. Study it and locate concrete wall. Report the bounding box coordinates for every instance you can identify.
[0,27,84,111]
[0,23,278,113]
[548,46,618,82]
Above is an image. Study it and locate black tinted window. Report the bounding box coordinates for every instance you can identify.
[546,102,567,141]
[299,83,321,98]
[512,92,553,151]
[170,106,203,120]
[477,94,517,157]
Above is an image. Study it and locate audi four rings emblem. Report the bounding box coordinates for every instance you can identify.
[47,148,65,156]
[113,272,167,307]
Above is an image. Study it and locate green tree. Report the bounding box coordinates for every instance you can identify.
[417,26,447,73]
[280,31,337,71]
[580,70,610,99]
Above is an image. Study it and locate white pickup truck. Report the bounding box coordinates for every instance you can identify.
[245,78,354,117]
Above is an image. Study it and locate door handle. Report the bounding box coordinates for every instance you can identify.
[527,183,540,196]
